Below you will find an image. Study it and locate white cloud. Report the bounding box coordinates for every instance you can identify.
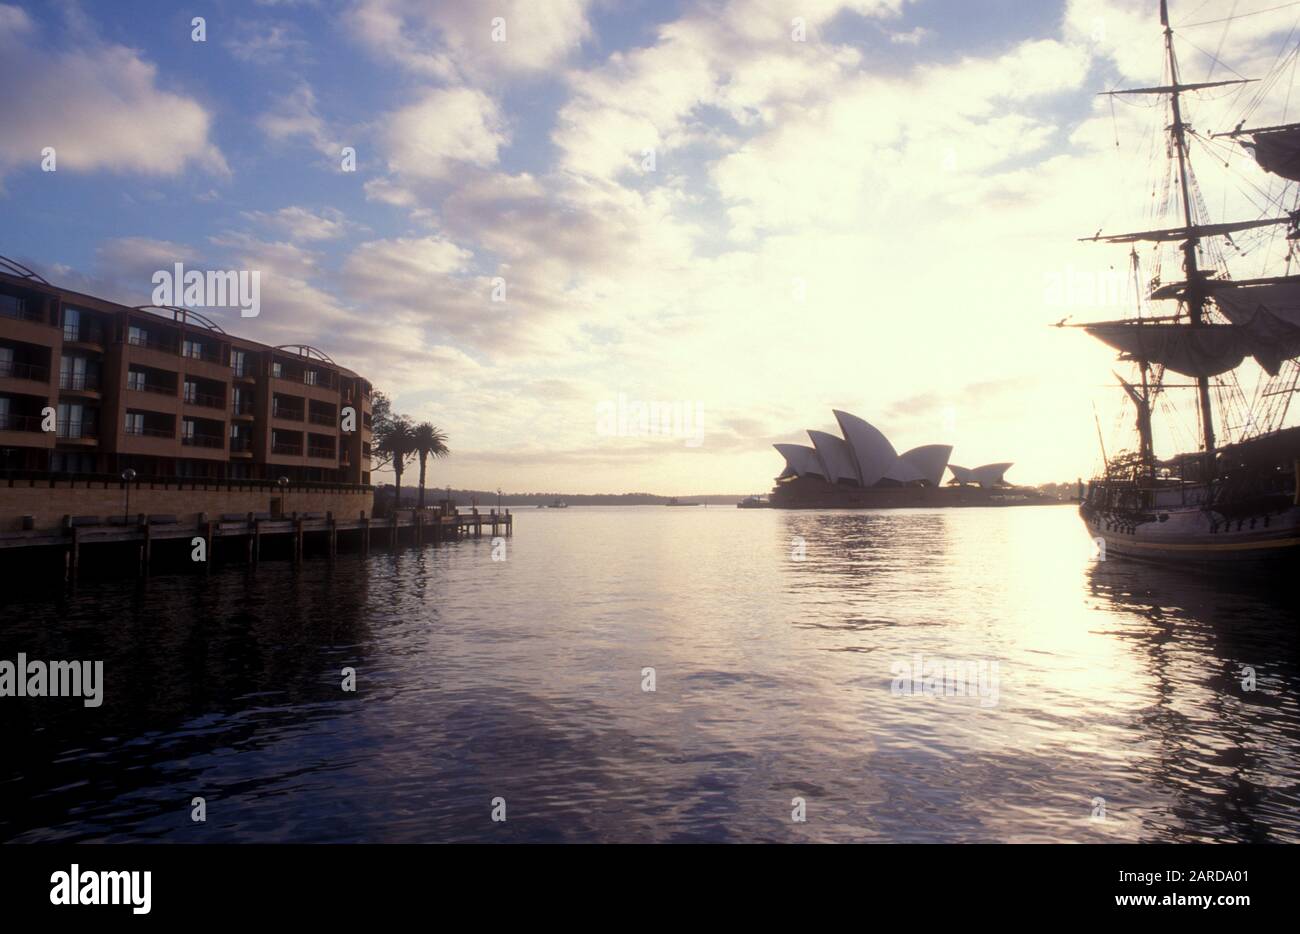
[383,87,508,180]
[257,83,342,159]
[0,4,226,178]
[345,0,594,80]
[243,206,350,241]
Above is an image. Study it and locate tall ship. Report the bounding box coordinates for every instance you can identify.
[1068,0,1300,567]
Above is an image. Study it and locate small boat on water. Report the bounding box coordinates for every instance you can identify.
[1065,0,1300,570]
[737,495,769,509]
[665,497,699,506]
[550,499,568,509]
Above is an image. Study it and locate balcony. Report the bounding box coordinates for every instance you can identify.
[184,390,225,410]
[272,441,303,456]
[309,411,336,427]
[0,413,43,432]
[58,372,99,392]
[183,346,222,364]
[182,434,225,449]
[308,445,335,459]
[272,405,304,422]
[128,333,178,354]
[0,360,49,383]
[56,419,98,443]
[63,323,105,345]
[229,436,253,454]
[1,296,44,323]
[231,399,255,417]
[125,425,174,439]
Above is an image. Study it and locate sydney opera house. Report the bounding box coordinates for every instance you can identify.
[770,410,1037,508]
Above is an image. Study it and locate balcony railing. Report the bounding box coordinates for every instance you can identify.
[56,420,97,440]
[0,413,44,432]
[125,425,174,439]
[229,436,252,453]
[308,445,335,459]
[1,360,50,382]
[309,411,336,426]
[182,434,225,449]
[1,296,44,322]
[128,333,177,353]
[231,363,254,378]
[272,406,304,422]
[183,346,222,364]
[63,324,104,344]
[272,442,303,456]
[129,381,176,396]
[231,399,255,415]
[58,372,99,391]
[184,391,225,409]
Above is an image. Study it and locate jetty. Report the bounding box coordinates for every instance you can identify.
[0,507,512,579]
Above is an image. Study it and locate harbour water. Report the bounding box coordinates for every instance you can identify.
[2,504,1297,843]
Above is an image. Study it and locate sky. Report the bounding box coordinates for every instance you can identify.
[3,0,1300,494]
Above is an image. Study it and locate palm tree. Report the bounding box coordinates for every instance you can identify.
[413,423,450,509]
[375,416,415,512]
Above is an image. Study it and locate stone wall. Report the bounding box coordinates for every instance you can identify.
[0,480,373,531]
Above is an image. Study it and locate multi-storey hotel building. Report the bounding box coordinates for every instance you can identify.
[0,261,372,487]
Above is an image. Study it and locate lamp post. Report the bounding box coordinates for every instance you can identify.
[278,475,289,518]
[497,487,502,516]
[121,468,136,522]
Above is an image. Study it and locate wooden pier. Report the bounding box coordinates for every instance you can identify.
[0,508,512,579]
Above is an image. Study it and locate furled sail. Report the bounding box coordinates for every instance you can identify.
[1208,278,1300,374]
[1082,322,1249,377]
[1243,125,1300,183]
[1082,216,1290,244]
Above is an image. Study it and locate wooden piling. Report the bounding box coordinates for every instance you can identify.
[142,520,152,575]
[67,526,79,582]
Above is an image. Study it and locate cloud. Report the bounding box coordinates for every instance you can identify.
[345,0,594,81]
[224,21,311,64]
[382,87,508,180]
[243,206,350,241]
[0,3,226,178]
[256,83,340,158]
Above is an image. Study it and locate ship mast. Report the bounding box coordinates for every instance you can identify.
[1161,0,1218,471]
[1130,249,1155,468]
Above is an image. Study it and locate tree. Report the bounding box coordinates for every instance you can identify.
[412,423,450,509]
[375,415,415,510]
[369,390,397,469]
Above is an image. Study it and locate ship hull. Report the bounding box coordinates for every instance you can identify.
[1080,501,1300,568]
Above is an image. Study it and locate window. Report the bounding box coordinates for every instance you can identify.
[125,412,144,435]
[60,355,96,390]
[231,349,247,376]
[272,361,283,379]
[183,339,205,360]
[1,293,28,320]
[57,402,86,438]
[304,369,318,386]
[183,380,198,403]
[0,346,12,374]
[181,418,196,440]
[128,325,148,347]
[127,369,146,391]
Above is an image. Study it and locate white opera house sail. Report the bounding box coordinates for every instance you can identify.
[1064,0,1300,567]
[769,412,1040,509]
